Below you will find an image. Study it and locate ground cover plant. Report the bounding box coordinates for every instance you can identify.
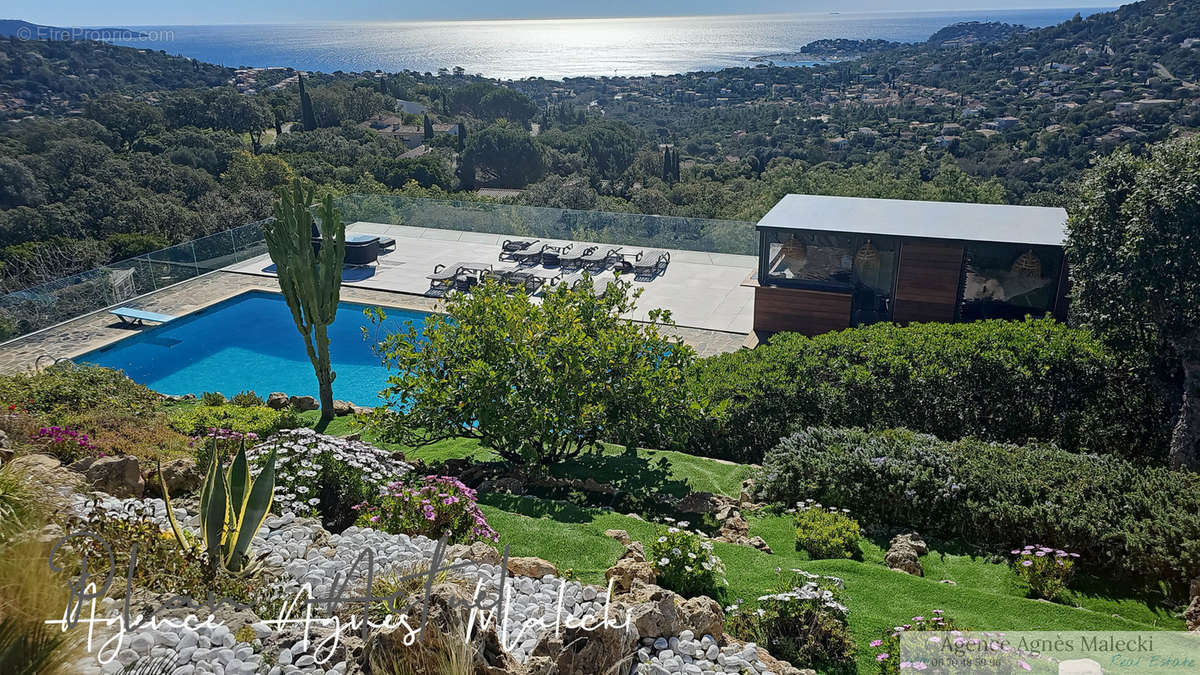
[754,427,1200,590]
[246,427,412,531]
[725,570,855,673]
[356,475,497,544]
[294,418,1182,672]
[168,401,301,439]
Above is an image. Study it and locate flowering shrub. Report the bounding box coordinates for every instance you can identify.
[726,569,855,672]
[872,611,1049,673]
[32,425,96,461]
[246,428,412,531]
[649,522,725,599]
[356,475,497,544]
[1011,544,1077,601]
[872,610,964,674]
[794,500,861,559]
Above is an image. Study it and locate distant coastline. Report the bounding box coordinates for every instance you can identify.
[0,19,150,40]
[86,8,1109,80]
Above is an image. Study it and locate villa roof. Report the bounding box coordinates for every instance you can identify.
[756,194,1068,247]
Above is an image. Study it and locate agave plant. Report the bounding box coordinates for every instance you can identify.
[159,436,277,573]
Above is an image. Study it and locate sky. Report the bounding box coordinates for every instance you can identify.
[9,1,1107,26]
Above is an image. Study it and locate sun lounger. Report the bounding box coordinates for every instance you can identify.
[512,244,548,265]
[501,238,540,252]
[557,246,593,269]
[499,239,540,261]
[539,243,574,266]
[428,262,492,290]
[581,246,623,271]
[633,249,671,276]
[110,307,175,326]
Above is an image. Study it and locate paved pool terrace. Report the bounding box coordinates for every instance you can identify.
[226,222,757,334]
[0,224,755,373]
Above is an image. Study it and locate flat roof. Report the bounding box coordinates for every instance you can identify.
[756,194,1068,247]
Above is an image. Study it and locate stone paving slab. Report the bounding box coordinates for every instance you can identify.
[228,222,757,335]
[0,230,751,374]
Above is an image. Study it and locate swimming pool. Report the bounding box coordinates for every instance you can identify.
[80,291,428,406]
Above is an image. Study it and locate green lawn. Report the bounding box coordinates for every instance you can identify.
[287,412,1183,672]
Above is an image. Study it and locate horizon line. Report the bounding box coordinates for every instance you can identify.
[9,5,1120,29]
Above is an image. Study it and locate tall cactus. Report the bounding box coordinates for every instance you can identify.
[265,180,346,425]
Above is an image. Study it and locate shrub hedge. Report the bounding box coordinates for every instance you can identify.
[685,318,1166,462]
[0,363,160,419]
[755,427,1200,589]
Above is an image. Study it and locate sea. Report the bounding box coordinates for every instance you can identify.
[108,8,1112,80]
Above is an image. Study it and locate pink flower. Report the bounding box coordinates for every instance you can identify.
[877,653,889,662]
[870,640,882,647]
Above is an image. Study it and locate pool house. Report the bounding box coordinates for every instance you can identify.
[749,194,1070,336]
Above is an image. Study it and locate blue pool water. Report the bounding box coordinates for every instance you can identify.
[80,291,427,406]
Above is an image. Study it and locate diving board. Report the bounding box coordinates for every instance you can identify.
[110,307,176,326]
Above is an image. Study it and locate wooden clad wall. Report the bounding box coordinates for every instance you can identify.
[753,286,850,335]
[892,240,964,324]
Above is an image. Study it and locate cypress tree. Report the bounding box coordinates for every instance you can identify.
[298,73,317,131]
[456,122,466,152]
[423,113,434,140]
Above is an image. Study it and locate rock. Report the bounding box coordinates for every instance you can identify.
[723,637,810,675]
[604,529,632,546]
[0,447,11,465]
[331,400,355,416]
[606,557,657,593]
[620,540,646,563]
[885,544,923,577]
[1059,659,1104,675]
[446,541,502,566]
[0,429,9,448]
[6,454,83,507]
[717,513,749,539]
[73,455,144,498]
[265,392,289,410]
[506,556,559,578]
[620,583,680,638]
[1186,596,1200,632]
[676,491,717,514]
[746,536,773,554]
[678,595,723,639]
[288,395,319,411]
[1191,576,1200,602]
[351,404,374,416]
[144,458,203,497]
[890,532,929,556]
[739,478,756,507]
[715,504,738,522]
[885,532,927,576]
[530,603,637,674]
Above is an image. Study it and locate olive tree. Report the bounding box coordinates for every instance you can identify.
[368,277,699,468]
[1066,135,1200,470]
[264,180,345,426]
